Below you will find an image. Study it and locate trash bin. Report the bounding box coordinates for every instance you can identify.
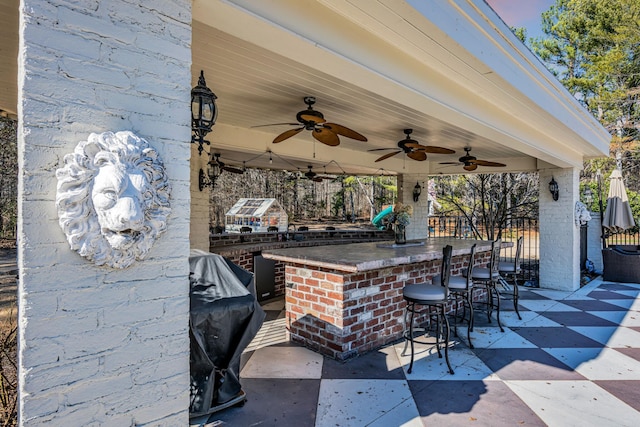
[189,250,266,417]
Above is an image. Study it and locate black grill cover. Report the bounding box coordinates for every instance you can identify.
[189,250,266,416]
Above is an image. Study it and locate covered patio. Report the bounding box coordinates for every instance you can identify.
[0,0,615,424]
[192,278,640,426]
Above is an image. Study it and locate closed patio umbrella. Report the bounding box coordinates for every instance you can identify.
[602,168,636,233]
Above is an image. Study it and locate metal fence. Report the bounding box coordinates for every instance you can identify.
[605,228,640,247]
[428,216,539,285]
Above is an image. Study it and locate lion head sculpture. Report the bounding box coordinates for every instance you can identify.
[56,131,171,268]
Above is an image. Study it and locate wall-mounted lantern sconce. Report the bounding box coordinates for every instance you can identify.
[191,70,218,156]
[413,182,422,202]
[199,155,222,191]
[549,177,559,201]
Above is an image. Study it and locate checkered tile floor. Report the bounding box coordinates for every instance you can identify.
[191,278,640,427]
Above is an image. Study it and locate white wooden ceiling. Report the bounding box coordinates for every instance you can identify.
[0,0,610,177]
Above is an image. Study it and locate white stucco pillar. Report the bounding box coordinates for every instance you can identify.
[538,167,581,290]
[399,173,430,240]
[18,1,192,425]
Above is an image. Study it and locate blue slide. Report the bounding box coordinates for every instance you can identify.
[371,205,393,230]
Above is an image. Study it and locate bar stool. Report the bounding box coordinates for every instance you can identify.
[434,244,477,348]
[470,239,504,332]
[402,245,454,374]
[498,236,523,320]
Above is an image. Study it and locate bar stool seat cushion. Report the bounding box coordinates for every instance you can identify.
[432,275,468,290]
[498,262,521,273]
[403,283,447,303]
[470,267,500,280]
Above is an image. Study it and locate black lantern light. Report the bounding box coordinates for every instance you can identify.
[191,70,218,155]
[413,182,422,202]
[199,154,222,191]
[548,177,559,201]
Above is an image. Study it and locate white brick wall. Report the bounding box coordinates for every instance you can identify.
[539,168,581,290]
[190,144,211,251]
[401,173,431,240]
[18,1,192,425]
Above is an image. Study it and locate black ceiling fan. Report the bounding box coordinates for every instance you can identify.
[254,96,367,146]
[209,153,244,174]
[367,129,455,162]
[304,165,333,182]
[439,147,506,171]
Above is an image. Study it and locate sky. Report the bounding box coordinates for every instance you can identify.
[485,0,556,39]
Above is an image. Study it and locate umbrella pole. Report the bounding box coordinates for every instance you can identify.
[597,170,606,249]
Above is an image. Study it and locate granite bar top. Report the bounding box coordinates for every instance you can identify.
[261,237,497,273]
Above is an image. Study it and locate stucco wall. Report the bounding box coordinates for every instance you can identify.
[17,1,192,424]
[539,168,581,291]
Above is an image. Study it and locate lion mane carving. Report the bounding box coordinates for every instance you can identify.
[56,131,171,268]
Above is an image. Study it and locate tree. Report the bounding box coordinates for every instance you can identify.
[433,173,539,240]
[531,0,640,145]
[0,116,18,240]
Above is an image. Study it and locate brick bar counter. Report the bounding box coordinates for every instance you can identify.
[262,237,495,360]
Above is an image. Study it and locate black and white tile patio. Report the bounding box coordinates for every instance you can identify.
[191,278,640,427]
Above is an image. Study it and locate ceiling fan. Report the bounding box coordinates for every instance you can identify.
[367,129,455,162]
[255,96,367,146]
[209,153,244,174]
[439,147,506,171]
[304,165,334,182]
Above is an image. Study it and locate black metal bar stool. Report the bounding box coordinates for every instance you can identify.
[470,239,504,332]
[402,245,454,374]
[435,244,477,348]
[498,236,523,320]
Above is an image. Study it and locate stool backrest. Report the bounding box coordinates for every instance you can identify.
[440,245,453,294]
[513,236,523,271]
[490,239,502,274]
[464,244,477,289]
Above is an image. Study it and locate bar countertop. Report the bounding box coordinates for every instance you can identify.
[261,237,496,273]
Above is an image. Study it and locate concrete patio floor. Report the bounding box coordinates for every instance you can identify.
[191,278,640,427]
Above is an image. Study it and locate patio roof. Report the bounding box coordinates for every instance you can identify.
[189,0,610,175]
[0,0,610,175]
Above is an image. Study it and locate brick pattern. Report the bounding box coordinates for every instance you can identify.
[18,1,192,424]
[539,168,581,290]
[214,230,392,298]
[285,252,490,360]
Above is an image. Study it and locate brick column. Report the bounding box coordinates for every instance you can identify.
[400,173,431,240]
[539,168,581,290]
[18,1,192,424]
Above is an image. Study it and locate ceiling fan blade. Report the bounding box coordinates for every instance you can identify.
[251,122,300,128]
[312,128,340,146]
[222,165,244,174]
[473,159,506,167]
[407,151,428,161]
[404,142,454,154]
[439,161,462,165]
[375,151,401,162]
[323,123,367,141]
[464,163,478,171]
[299,114,326,124]
[273,127,304,143]
[368,147,399,152]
